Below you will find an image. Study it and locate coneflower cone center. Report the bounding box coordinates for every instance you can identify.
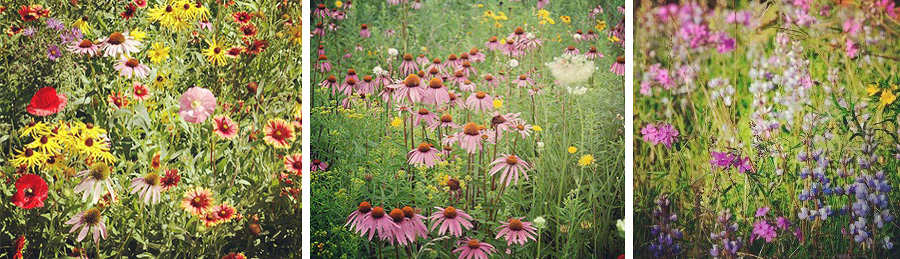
[83,208,101,225]
[447,178,460,191]
[90,163,110,180]
[405,75,420,87]
[467,239,480,249]
[126,59,140,68]
[509,219,524,231]
[519,75,527,80]
[402,206,415,218]
[617,57,625,63]
[429,78,443,88]
[318,55,327,60]
[390,209,404,222]
[463,123,480,135]
[358,202,372,213]
[443,207,458,218]
[417,142,431,152]
[440,114,453,123]
[363,76,373,82]
[144,173,160,186]
[417,108,429,115]
[403,54,413,61]
[475,91,487,99]
[79,39,93,48]
[492,115,507,125]
[454,71,464,78]
[506,155,519,165]
[371,207,386,218]
[108,32,125,45]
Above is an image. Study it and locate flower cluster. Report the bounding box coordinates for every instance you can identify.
[649,195,684,258]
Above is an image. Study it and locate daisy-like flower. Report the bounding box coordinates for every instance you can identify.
[459,80,477,92]
[358,76,375,95]
[239,23,258,38]
[401,206,429,241]
[584,46,604,60]
[466,91,494,113]
[469,48,486,62]
[430,206,474,237]
[399,54,419,75]
[147,42,170,63]
[317,55,332,73]
[26,134,63,155]
[458,61,477,77]
[408,142,442,168]
[391,74,427,103]
[496,217,538,246]
[160,169,180,191]
[114,57,150,79]
[416,54,430,66]
[65,208,108,244]
[489,154,531,186]
[357,206,400,240]
[483,74,500,89]
[311,159,329,171]
[200,211,221,227]
[75,135,116,164]
[485,37,501,50]
[430,114,461,131]
[107,92,130,109]
[512,74,535,88]
[99,31,141,58]
[263,118,296,149]
[74,162,116,204]
[178,87,217,123]
[424,78,451,105]
[425,58,446,75]
[411,108,439,127]
[203,38,231,66]
[448,70,468,86]
[454,239,494,259]
[359,23,371,38]
[513,123,534,138]
[578,154,596,166]
[584,29,600,41]
[610,56,625,76]
[68,39,99,56]
[232,11,252,24]
[212,115,238,140]
[181,187,214,216]
[129,172,162,204]
[283,153,302,176]
[221,253,247,259]
[346,201,372,229]
[132,82,151,101]
[47,45,62,61]
[212,203,237,223]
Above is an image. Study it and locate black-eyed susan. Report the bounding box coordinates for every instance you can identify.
[11,148,48,170]
[203,38,230,66]
[20,121,50,138]
[26,135,63,155]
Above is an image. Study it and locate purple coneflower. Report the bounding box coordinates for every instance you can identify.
[311,159,329,171]
[584,29,600,41]
[536,0,550,9]
[338,78,356,96]
[346,201,372,229]
[357,206,400,240]
[358,76,375,95]
[490,154,531,186]
[399,54,419,75]
[69,39,99,56]
[430,206,473,236]
[425,58,446,75]
[485,37,501,51]
[512,74,535,88]
[457,61,477,77]
[75,163,116,204]
[584,46,604,60]
[321,75,338,94]
[483,75,500,89]
[317,55,331,72]
[446,54,461,69]
[408,142,441,168]
[564,45,580,55]
[449,70,468,86]
[508,27,527,41]
[114,57,150,79]
[469,48,486,62]
[513,123,533,138]
[411,108,439,127]
[411,0,423,9]
[359,24,370,38]
[65,208,108,244]
[453,238,494,259]
[460,80,477,92]
[496,217,537,246]
[391,74,427,103]
[416,54,430,66]
[501,39,523,57]
[466,91,493,113]
[129,172,162,204]
[610,56,625,76]
[424,78,451,105]
[99,31,141,58]
[430,114,461,131]
[344,68,359,83]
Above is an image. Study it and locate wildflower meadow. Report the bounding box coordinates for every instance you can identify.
[0,1,301,258]
[635,1,900,258]
[310,0,625,258]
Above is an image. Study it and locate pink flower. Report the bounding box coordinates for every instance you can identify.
[114,57,150,79]
[430,206,473,236]
[752,220,777,242]
[641,122,679,148]
[65,208,108,244]
[466,91,494,113]
[356,206,400,240]
[453,238,494,259]
[212,115,238,140]
[408,142,442,168]
[489,154,531,186]
[496,217,537,246]
[610,57,625,76]
[132,82,150,101]
[178,87,217,123]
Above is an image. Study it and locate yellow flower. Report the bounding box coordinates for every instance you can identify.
[536,9,550,18]
[567,146,577,154]
[335,0,343,7]
[11,148,48,170]
[578,154,596,166]
[868,84,881,96]
[477,4,484,7]
[533,125,543,132]
[483,11,495,17]
[560,15,571,24]
[147,42,170,63]
[493,99,503,108]
[391,117,402,127]
[494,21,503,28]
[546,18,555,24]
[203,38,231,66]
[880,90,896,108]
[73,19,92,35]
[609,36,621,42]
[421,46,427,52]
[130,28,147,41]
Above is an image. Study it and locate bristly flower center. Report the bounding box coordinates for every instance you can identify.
[509,219,524,231]
[107,32,125,45]
[82,208,102,225]
[463,123,480,135]
[371,206,386,218]
[506,155,519,165]
[443,207,458,218]
[358,202,372,213]
[390,209,404,223]
[467,239,480,249]
[417,142,431,152]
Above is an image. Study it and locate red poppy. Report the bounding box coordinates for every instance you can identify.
[13,236,25,259]
[10,174,48,209]
[26,87,67,116]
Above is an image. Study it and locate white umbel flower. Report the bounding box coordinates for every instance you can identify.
[545,54,595,86]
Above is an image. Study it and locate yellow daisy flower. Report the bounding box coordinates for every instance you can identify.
[568,146,577,154]
[147,42,170,63]
[578,154,596,166]
[203,38,231,66]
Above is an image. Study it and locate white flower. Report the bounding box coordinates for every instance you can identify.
[573,34,583,40]
[566,86,588,95]
[526,32,535,39]
[387,48,399,56]
[536,141,545,150]
[373,66,386,75]
[545,54,596,86]
[507,59,519,67]
[533,216,547,229]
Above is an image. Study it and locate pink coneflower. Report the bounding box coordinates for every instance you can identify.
[846,39,859,59]
[181,187,214,216]
[430,206,473,236]
[358,76,375,95]
[453,239,494,259]
[584,46,604,60]
[359,23,370,38]
[178,87,217,123]
[384,208,417,245]
[425,58,446,75]
[584,29,600,41]
[424,78,451,105]
[384,29,395,37]
[160,169,180,191]
[332,11,346,20]
[316,55,332,72]
[446,123,489,154]
[357,206,400,240]
[501,39,523,57]
[99,31,141,58]
[283,153,302,176]
[483,75,500,89]
[68,39,99,56]
[490,111,523,137]
[466,91,493,113]
[132,82,150,101]
[512,74,535,88]
[346,202,372,229]
[379,84,396,103]
[129,172,162,204]
[485,37,501,50]
[490,154,531,186]
[513,123,533,138]
[448,91,465,108]
[212,115,238,140]
[75,163,116,204]
[65,208,108,244]
[457,61,477,77]
[424,67,443,82]
[344,68,359,83]
[564,45,580,55]
[536,0,550,9]
[411,108,439,127]
[518,34,543,50]
[114,57,150,79]
[430,114,461,131]
[610,56,625,76]
[573,30,584,42]
[449,70,469,86]
[411,0,423,9]
[314,4,328,19]
[416,54,430,66]
[391,74,427,103]
[460,80,477,92]
[321,75,339,94]
[399,54,419,75]
[446,54,461,69]
[338,78,356,96]
[496,217,537,246]
[311,159,329,171]
[528,86,544,96]
[313,22,325,36]
[401,206,428,241]
[468,48,486,62]
[508,27,527,41]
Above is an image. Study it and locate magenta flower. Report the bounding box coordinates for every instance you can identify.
[359,24,371,38]
[466,91,494,113]
[357,206,400,240]
[709,151,735,169]
[512,74,535,88]
[399,54,419,75]
[430,206,473,237]
[178,87,217,123]
[65,208,108,244]
[490,154,531,186]
[752,220,777,242]
[346,202,372,230]
[408,142,442,168]
[610,57,625,76]
[495,217,537,246]
[755,207,770,217]
[641,122,679,148]
[453,238,494,259]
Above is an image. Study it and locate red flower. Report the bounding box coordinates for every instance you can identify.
[121,3,136,19]
[617,255,625,259]
[17,6,37,21]
[10,174,48,209]
[13,235,25,259]
[26,87,67,116]
[232,12,252,24]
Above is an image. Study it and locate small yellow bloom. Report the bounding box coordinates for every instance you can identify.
[335,0,343,8]
[868,84,881,96]
[595,20,607,31]
[477,4,484,7]
[609,36,621,42]
[130,28,147,41]
[578,154,596,166]
[567,146,577,154]
[391,117,402,127]
[881,90,896,107]
[560,15,571,24]
[493,99,503,108]
[421,46,427,52]
[147,42,170,63]
[537,9,550,18]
